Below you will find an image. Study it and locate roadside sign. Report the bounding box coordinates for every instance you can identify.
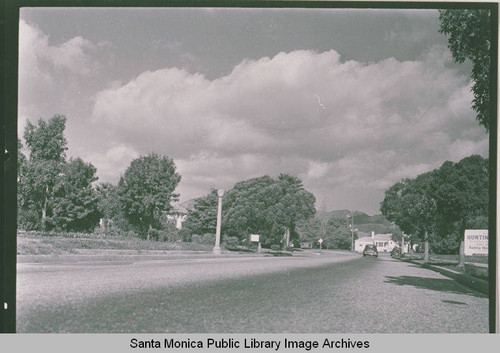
[250,234,260,243]
[464,229,488,256]
[318,239,323,244]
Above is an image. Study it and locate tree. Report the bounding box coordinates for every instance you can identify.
[50,157,100,232]
[221,175,316,246]
[17,139,26,177]
[432,155,489,266]
[324,214,355,250]
[402,172,437,262]
[381,155,489,263]
[185,174,316,247]
[24,115,68,161]
[222,176,280,244]
[182,189,218,235]
[96,182,127,230]
[18,115,68,231]
[296,217,325,245]
[118,153,181,238]
[381,174,437,261]
[439,9,492,131]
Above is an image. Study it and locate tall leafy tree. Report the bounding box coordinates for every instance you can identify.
[18,115,68,231]
[403,172,437,262]
[276,173,316,245]
[51,157,100,232]
[432,155,489,265]
[439,9,492,131]
[381,155,488,263]
[24,115,68,161]
[222,175,315,246]
[222,176,279,243]
[118,153,181,238]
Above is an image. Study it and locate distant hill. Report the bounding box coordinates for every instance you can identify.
[316,210,399,235]
[316,210,391,225]
[179,199,197,212]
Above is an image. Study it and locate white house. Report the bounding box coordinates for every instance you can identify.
[355,232,398,253]
[354,236,374,253]
[165,204,188,229]
[373,233,398,253]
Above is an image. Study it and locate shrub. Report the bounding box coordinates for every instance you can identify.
[202,233,215,245]
[192,233,216,245]
[147,228,163,241]
[270,244,280,251]
[223,236,239,248]
[178,228,192,242]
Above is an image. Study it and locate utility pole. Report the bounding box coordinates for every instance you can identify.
[213,189,224,255]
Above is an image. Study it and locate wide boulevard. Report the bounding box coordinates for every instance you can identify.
[17,251,488,333]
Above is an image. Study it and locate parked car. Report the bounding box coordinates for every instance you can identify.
[363,244,378,257]
[390,246,401,258]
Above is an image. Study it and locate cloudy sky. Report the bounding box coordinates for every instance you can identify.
[18,7,488,215]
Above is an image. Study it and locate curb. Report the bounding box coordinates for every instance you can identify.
[403,258,489,295]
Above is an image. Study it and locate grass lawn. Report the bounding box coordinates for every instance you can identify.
[401,253,489,280]
[402,253,488,264]
[17,231,213,255]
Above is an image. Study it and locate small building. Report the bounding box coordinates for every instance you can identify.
[165,204,188,229]
[355,236,375,253]
[373,233,398,253]
[354,232,398,253]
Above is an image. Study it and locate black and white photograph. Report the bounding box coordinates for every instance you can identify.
[7,2,495,335]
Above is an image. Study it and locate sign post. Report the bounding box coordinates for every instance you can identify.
[250,234,261,253]
[319,238,323,252]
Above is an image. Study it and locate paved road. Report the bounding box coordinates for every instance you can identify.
[17,251,488,333]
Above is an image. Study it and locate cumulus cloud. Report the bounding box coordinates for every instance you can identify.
[90,47,486,213]
[18,20,105,136]
[85,144,140,183]
[19,19,100,79]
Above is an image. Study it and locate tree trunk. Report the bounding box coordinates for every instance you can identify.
[458,222,466,269]
[424,231,429,263]
[147,224,152,241]
[458,240,465,268]
[41,201,47,232]
[41,185,49,231]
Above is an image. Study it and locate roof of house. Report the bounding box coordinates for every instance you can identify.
[170,204,188,215]
[356,237,374,243]
[373,233,393,241]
